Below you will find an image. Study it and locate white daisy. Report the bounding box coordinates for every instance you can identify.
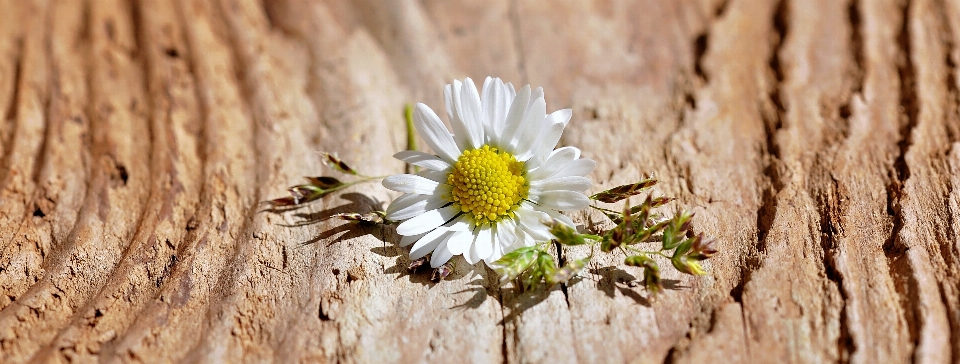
[383,77,596,268]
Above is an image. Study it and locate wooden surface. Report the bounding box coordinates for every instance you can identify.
[1,0,959,363]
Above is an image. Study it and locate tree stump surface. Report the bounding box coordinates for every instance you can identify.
[1,0,958,363]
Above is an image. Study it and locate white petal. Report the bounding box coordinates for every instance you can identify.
[414,103,461,163]
[417,169,450,184]
[399,232,426,247]
[447,230,474,255]
[393,150,451,171]
[515,207,552,241]
[444,82,460,120]
[484,241,504,266]
[385,193,444,221]
[481,77,496,136]
[528,87,543,108]
[472,226,494,261]
[396,205,459,236]
[445,81,472,151]
[482,78,511,139]
[531,176,593,192]
[499,85,531,148]
[495,219,518,253]
[536,206,576,228]
[528,147,581,181]
[557,146,581,159]
[519,223,552,243]
[554,159,597,178]
[460,78,484,148]
[498,81,517,134]
[445,216,473,231]
[463,233,481,264]
[430,239,455,267]
[515,227,537,248]
[513,97,547,160]
[410,229,451,260]
[529,109,572,165]
[537,190,591,211]
[548,108,572,127]
[383,174,441,195]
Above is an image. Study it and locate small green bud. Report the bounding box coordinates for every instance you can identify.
[547,220,588,246]
[491,246,539,282]
[264,177,345,208]
[672,238,694,259]
[600,234,618,253]
[549,256,591,285]
[305,176,345,189]
[688,234,718,260]
[590,178,658,203]
[624,254,656,268]
[662,210,694,250]
[318,152,358,175]
[671,255,706,275]
[522,253,558,290]
[644,266,662,294]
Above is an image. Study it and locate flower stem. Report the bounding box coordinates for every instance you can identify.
[589,205,621,215]
[404,104,420,174]
[327,175,389,193]
[622,245,672,259]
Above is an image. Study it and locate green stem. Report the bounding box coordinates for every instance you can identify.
[404,104,420,174]
[581,234,602,241]
[320,175,388,194]
[621,246,672,259]
[405,104,417,152]
[589,205,621,215]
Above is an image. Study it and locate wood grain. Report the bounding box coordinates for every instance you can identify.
[1,0,958,363]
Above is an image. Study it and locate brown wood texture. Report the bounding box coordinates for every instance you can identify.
[1,0,959,363]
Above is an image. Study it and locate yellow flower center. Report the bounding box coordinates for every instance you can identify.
[447,145,528,226]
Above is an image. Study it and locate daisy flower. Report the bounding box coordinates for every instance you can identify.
[383,77,596,268]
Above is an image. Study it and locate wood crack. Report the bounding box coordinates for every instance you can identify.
[935,0,960,359]
[818,2,867,362]
[0,37,23,185]
[554,241,571,308]
[887,0,922,357]
[733,0,789,307]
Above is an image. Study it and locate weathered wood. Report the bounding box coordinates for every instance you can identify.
[1,0,958,363]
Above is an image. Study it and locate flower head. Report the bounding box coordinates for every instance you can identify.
[383,77,595,267]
